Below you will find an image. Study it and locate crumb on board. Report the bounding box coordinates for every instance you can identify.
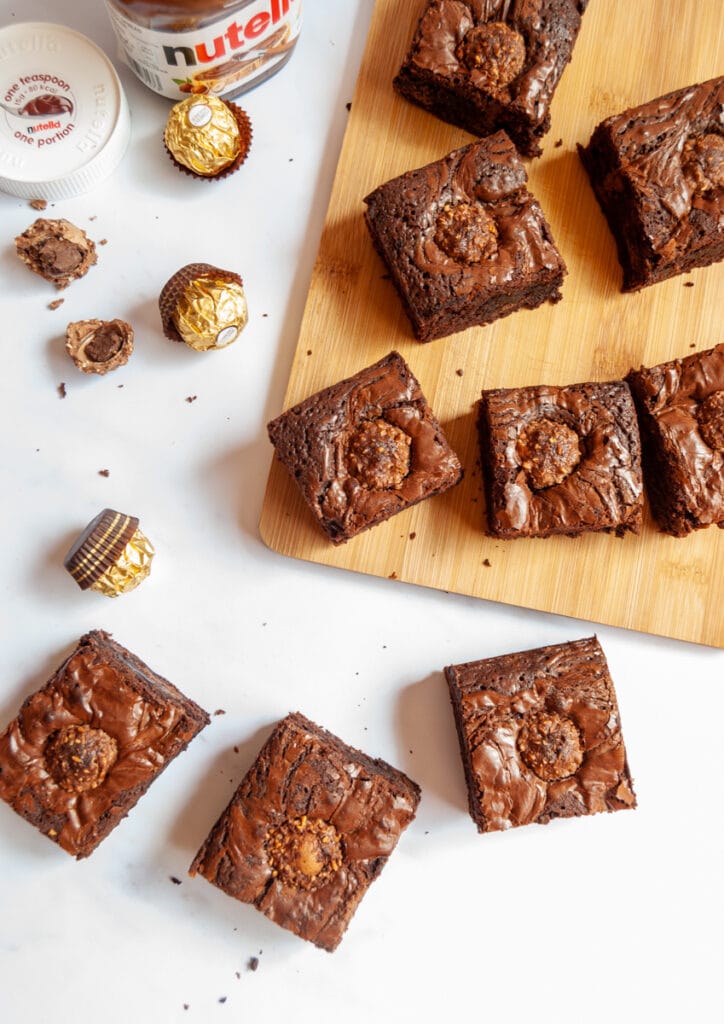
[483,558,491,567]
[554,138,563,148]
[456,368,464,377]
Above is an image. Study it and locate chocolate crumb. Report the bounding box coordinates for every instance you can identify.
[235,972,240,980]
[213,709,226,716]
[233,745,239,753]
[170,876,182,885]
[346,102,352,111]
[262,313,268,317]
[483,558,491,567]
[30,198,47,210]
[186,395,198,403]
[219,996,227,1004]
[248,957,259,972]
[89,215,97,221]
[306,349,312,355]
[388,571,398,579]
[98,469,110,477]
[554,138,563,148]
[48,298,65,310]
[689,343,696,348]
[683,281,694,287]
[99,238,108,246]
[455,368,464,377]
[183,1004,189,1011]
[57,382,67,399]
[409,532,416,540]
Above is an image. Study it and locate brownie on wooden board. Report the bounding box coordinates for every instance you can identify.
[363,132,566,342]
[626,343,724,536]
[394,0,590,157]
[478,377,643,538]
[267,351,462,543]
[578,76,724,291]
[189,711,420,952]
[0,630,210,859]
[445,636,637,834]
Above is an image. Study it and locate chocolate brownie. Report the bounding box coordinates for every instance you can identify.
[626,343,724,536]
[444,636,637,834]
[578,76,724,291]
[394,0,590,157]
[0,631,209,858]
[267,351,462,543]
[478,377,643,538]
[363,132,566,342]
[189,712,420,952]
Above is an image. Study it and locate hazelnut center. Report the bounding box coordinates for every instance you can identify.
[517,711,583,781]
[44,724,118,793]
[682,133,724,194]
[265,816,343,891]
[458,21,526,91]
[346,418,411,490]
[36,238,83,277]
[697,389,724,451]
[434,201,498,264]
[84,323,126,363]
[516,418,581,489]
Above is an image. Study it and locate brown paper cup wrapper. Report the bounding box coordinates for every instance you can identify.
[159,263,245,343]
[163,100,252,181]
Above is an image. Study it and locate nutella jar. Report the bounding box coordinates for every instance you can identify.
[104,0,301,100]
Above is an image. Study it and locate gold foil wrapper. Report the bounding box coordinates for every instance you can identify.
[164,95,242,176]
[173,274,248,351]
[89,528,155,598]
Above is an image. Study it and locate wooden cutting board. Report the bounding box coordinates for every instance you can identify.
[259,0,724,647]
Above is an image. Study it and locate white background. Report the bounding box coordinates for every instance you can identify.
[0,2,722,1022]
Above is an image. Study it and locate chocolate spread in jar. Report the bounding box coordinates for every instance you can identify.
[104,0,302,100]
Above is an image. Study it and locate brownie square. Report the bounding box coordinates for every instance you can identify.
[626,343,724,536]
[478,377,643,538]
[578,76,724,291]
[445,636,637,834]
[363,133,566,343]
[0,630,210,859]
[189,712,420,952]
[393,0,590,157]
[267,351,462,543]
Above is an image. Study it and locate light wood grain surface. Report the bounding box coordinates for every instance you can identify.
[259,0,723,647]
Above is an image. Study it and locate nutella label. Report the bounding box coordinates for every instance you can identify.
[1,71,78,154]
[104,0,302,100]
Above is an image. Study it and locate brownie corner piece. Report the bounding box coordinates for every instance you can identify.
[578,75,724,291]
[189,711,420,952]
[363,132,565,343]
[393,0,590,157]
[478,377,643,538]
[267,351,462,543]
[625,342,724,536]
[444,636,637,834]
[0,630,209,859]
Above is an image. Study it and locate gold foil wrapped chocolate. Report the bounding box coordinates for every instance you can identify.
[64,508,154,597]
[159,262,248,351]
[164,95,252,178]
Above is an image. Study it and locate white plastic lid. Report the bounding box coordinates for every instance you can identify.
[0,22,131,200]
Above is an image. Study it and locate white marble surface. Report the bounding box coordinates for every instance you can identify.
[0,2,722,1022]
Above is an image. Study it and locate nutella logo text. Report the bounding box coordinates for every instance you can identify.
[162,0,297,68]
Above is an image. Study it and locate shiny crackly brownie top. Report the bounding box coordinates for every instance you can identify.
[627,343,724,530]
[364,132,565,318]
[0,631,208,857]
[445,636,637,832]
[597,76,724,256]
[404,0,589,124]
[267,352,462,543]
[480,379,643,537]
[190,712,420,951]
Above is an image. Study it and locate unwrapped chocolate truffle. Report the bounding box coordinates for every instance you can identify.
[159,262,248,351]
[65,319,133,375]
[164,95,252,179]
[15,218,97,289]
[64,508,154,597]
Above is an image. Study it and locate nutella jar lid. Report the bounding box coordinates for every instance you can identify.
[0,23,131,201]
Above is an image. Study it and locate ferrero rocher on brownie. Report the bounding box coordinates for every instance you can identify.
[164,94,252,178]
[445,636,637,834]
[0,631,209,859]
[190,711,420,951]
[65,319,134,375]
[64,508,154,597]
[159,262,248,351]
